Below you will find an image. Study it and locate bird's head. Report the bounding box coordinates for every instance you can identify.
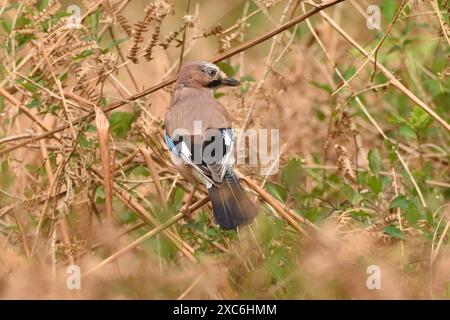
[176,61,240,89]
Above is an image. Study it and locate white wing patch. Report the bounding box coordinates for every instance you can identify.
[179,141,191,158]
[218,130,233,180]
[178,141,216,187]
[164,129,234,189]
[223,130,232,146]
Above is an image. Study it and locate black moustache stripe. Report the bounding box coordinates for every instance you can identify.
[207,79,222,88]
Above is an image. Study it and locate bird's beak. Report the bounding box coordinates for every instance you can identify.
[221,77,241,87]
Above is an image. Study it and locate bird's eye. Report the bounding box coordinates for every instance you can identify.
[207,69,217,77]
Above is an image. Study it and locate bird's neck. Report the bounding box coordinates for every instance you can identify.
[171,86,212,107]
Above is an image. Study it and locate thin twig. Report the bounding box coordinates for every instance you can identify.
[83,196,210,276]
[316,5,450,133]
[0,0,346,156]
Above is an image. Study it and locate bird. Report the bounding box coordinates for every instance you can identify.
[164,61,258,230]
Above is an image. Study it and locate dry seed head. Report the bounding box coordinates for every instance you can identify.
[219,29,242,52]
[408,0,426,12]
[74,62,92,84]
[152,0,174,18]
[116,14,132,37]
[183,15,197,28]
[42,17,71,45]
[127,5,156,63]
[193,24,223,40]
[384,213,401,225]
[78,86,99,103]
[334,144,357,182]
[335,212,353,230]
[127,1,172,64]
[51,40,98,65]
[96,52,118,71]
[34,0,62,24]
[260,0,283,8]
[335,111,353,143]
[24,0,37,6]
[144,25,162,61]
[15,28,36,35]
[160,15,196,50]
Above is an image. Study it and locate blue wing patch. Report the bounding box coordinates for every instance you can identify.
[164,128,234,187]
[164,131,178,155]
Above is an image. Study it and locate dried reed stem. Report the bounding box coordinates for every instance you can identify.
[95,107,114,222]
[236,171,310,237]
[140,148,167,209]
[316,6,450,133]
[0,0,345,156]
[84,196,209,276]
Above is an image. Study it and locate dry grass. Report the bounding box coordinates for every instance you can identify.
[0,0,449,299]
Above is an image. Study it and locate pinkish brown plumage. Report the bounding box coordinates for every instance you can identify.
[164,61,258,230]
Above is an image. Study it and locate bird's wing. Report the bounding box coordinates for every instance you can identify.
[203,128,234,183]
[164,131,215,187]
[164,129,234,187]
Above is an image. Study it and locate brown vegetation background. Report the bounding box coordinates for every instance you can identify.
[0,0,449,299]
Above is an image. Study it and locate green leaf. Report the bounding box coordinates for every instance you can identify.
[384,225,406,240]
[173,187,185,206]
[118,209,138,224]
[131,165,150,177]
[213,91,225,99]
[72,49,95,60]
[351,210,374,218]
[314,108,326,121]
[390,195,421,224]
[59,72,69,82]
[390,195,410,210]
[282,158,302,192]
[86,124,97,132]
[38,0,49,11]
[310,81,332,94]
[1,19,12,33]
[108,111,136,138]
[240,75,255,82]
[95,185,105,204]
[433,92,450,115]
[398,125,416,139]
[105,37,128,50]
[0,160,14,189]
[19,80,38,93]
[343,66,356,80]
[79,134,91,148]
[382,0,398,21]
[207,228,219,237]
[217,62,238,77]
[367,175,382,195]
[0,96,4,113]
[368,149,382,176]
[304,208,327,223]
[381,175,391,190]
[410,107,431,132]
[404,203,420,224]
[384,140,397,163]
[265,181,287,202]
[26,96,41,109]
[342,183,359,205]
[88,9,100,35]
[239,75,255,94]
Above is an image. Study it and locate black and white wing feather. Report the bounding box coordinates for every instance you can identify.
[164,128,234,188]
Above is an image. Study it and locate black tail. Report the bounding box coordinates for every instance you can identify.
[208,170,258,230]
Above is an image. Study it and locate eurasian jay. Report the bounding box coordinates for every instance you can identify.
[164,61,258,230]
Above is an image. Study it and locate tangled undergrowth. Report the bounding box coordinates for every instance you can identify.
[0,0,449,299]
